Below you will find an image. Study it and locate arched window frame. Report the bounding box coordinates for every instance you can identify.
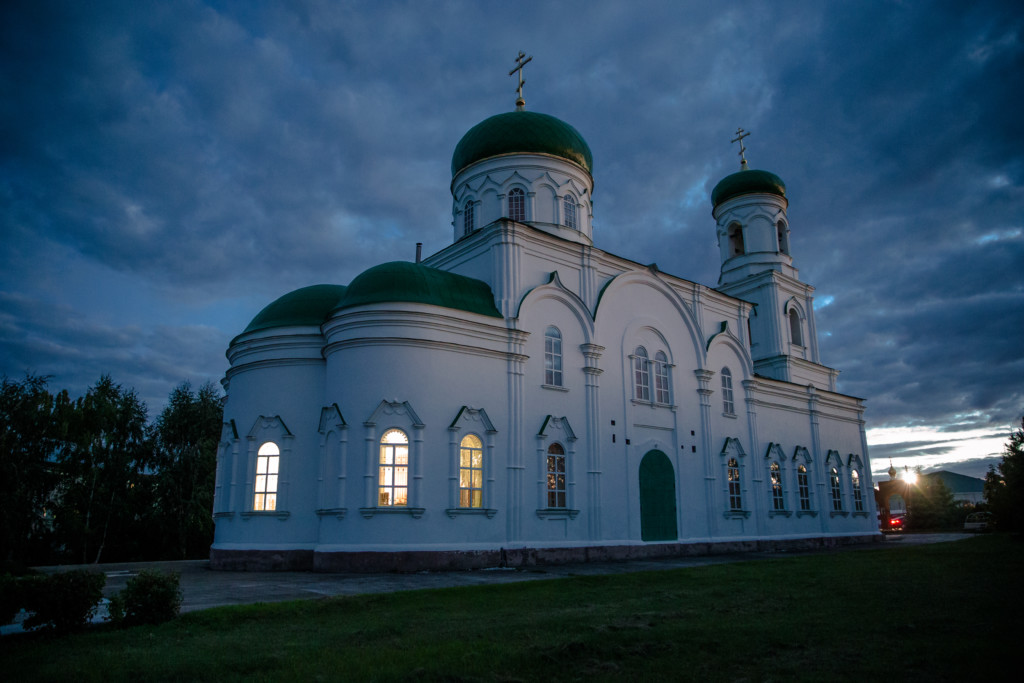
[728,457,742,510]
[789,308,804,347]
[792,446,817,517]
[720,437,750,519]
[378,428,410,508]
[654,351,672,405]
[360,400,425,518]
[769,461,785,511]
[546,442,567,509]
[851,469,864,513]
[777,220,790,255]
[721,367,735,415]
[797,464,811,511]
[632,346,651,402]
[463,199,475,235]
[458,433,484,509]
[727,222,745,256]
[508,187,526,222]
[242,415,293,519]
[253,441,280,512]
[536,416,579,519]
[544,326,563,387]
[563,194,577,230]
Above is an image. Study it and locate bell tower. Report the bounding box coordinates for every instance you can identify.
[712,130,836,391]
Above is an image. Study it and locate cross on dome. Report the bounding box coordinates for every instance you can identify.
[731,127,751,170]
[509,51,533,110]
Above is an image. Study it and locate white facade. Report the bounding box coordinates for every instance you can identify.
[211,107,878,571]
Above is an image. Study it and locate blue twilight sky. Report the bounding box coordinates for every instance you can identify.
[2,0,1022,481]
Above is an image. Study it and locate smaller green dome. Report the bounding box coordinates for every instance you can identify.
[337,261,502,318]
[242,284,348,335]
[452,110,593,176]
[711,168,786,207]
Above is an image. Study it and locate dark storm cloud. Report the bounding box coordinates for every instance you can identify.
[1,0,1022,453]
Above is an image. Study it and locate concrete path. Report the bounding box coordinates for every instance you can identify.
[31,532,972,615]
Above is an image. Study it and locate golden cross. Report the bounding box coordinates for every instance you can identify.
[731,127,750,169]
[509,51,533,109]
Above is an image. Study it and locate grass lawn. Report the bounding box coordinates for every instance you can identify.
[3,535,1020,682]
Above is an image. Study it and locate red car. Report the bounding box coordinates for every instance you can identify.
[883,514,904,532]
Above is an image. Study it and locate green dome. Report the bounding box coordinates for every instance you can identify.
[451,110,593,176]
[241,284,348,336]
[711,168,786,207]
[337,261,502,318]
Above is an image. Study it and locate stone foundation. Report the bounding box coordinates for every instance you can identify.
[210,534,881,572]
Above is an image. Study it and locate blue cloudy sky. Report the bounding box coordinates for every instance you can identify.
[2,0,1021,480]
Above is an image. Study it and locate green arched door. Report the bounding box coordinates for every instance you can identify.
[640,450,678,541]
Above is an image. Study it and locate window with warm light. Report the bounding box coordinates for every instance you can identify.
[851,469,864,512]
[633,346,650,401]
[830,467,842,511]
[728,457,742,510]
[654,351,671,404]
[721,367,735,414]
[254,441,280,511]
[546,443,566,508]
[770,461,784,510]
[508,188,525,221]
[378,429,409,506]
[459,434,483,508]
[544,326,563,386]
[797,465,811,511]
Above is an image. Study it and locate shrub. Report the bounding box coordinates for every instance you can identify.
[23,570,105,632]
[108,570,182,626]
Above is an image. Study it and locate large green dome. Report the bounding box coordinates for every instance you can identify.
[242,284,348,335]
[336,261,502,318]
[711,168,786,207]
[451,110,593,176]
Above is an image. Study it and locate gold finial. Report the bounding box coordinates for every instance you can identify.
[731,127,751,170]
[509,51,533,110]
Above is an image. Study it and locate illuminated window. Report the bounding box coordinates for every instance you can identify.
[546,443,566,508]
[721,368,735,414]
[253,442,280,511]
[459,434,483,508]
[797,465,811,511]
[508,188,525,221]
[563,195,577,230]
[770,461,784,511]
[378,429,409,506]
[728,458,742,510]
[830,467,842,511]
[545,326,563,386]
[789,309,803,347]
[463,200,474,235]
[654,351,671,404]
[851,469,864,512]
[633,346,650,401]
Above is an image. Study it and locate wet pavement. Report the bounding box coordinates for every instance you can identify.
[31,532,972,615]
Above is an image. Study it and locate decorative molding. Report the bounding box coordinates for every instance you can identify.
[316,508,347,520]
[536,508,580,520]
[359,507,426,519]
[240,511,290,520]
[796,510,819,518]
[445,508,498,519]
[723,510,751,519]
[830,510,850,518]
[768,510,793,518]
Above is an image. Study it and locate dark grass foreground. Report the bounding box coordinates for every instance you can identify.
[3,536,1020,682]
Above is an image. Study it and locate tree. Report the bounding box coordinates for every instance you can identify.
[54,376,150,564]
[985,417,1024,532]
[151,382,222,559]
[0,375,60,567]
[907,476,957,530]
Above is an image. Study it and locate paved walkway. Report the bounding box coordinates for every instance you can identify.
[33,532,971,615]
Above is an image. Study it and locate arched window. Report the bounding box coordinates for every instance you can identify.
[721,368,735,415]
[508,187,525,222]
[777,221,790,255]
[728,458,742,510]
[633,346,650,401]
[830,467,842,511]
[563,194,577,230]
[254,442,280,511]
[463,200,474,235]
[654,351,671,404]
[378,429,409,507]
[728,223,745,256]
[459,434,483,508]
[770,461,784,511]
[797,465,811,511]
[544,326,563,387]
[851,469,863,512]
[546,443,566,508]
[789,309,803,347]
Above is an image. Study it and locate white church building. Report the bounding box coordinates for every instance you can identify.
[211,68,879,571]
